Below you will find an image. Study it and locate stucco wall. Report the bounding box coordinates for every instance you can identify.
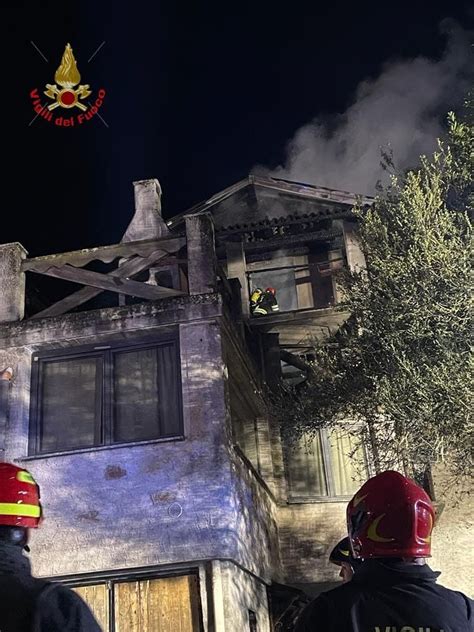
[215,560,271,632]
[429,466,474,596]
[0,299,248,579]
[278,502,348,585]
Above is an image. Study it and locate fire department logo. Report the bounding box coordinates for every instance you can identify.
[29,42,106,127]
[44,43,91,111]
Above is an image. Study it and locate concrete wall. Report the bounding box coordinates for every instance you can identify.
[214,560,271,632]
[0,297,270,583]
[277,502,347,586]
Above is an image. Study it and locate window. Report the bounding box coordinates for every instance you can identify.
[30,338,183,455]
[285,427,369,499]
[247,249,342,314]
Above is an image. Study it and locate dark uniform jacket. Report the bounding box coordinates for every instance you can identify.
[252,291,279,315]
[295,560,473,632]
[0,543,102,632]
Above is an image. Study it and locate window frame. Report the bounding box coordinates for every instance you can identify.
[285,426,370,503]
[29,335,183,456]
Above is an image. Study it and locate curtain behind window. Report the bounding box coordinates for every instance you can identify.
[328,429,367,496]
[40,357,100,452]
[286,432,327,496]
[114,344,181,443]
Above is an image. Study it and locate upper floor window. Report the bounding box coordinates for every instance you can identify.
[285,427,369,499]
[29,338,183,455]
[247,248,344,314]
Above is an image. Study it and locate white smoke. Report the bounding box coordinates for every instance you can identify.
[256,21,472,196]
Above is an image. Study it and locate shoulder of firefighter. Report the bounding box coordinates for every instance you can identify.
[250,288,263,305]
[35,582,103,631]
[0,575,102,632]
[294,563,474,632]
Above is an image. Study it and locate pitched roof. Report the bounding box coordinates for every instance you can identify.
[167,175,373,232]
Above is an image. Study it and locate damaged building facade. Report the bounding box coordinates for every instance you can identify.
[0,176,468,631]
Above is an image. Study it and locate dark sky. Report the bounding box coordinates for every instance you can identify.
[2,1,472,257]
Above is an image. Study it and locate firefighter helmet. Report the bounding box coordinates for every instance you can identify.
[329,537,359,566]
[265,287,276,295]
[347,470,435,559]
[0,463,42,528]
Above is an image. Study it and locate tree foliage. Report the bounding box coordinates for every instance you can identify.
[277,98,473,480]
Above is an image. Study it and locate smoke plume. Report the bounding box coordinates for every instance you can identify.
[256,21,472,196]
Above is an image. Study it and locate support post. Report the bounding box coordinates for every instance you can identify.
[185,214,217,295]
[225,240,250,316]
[0,243,28,322]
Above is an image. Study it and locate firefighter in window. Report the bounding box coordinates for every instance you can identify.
[250,287,280,316]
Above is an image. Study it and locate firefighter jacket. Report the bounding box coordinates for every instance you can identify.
[0,543,102,632]
[252,291,280,316]
[294,559,473,632]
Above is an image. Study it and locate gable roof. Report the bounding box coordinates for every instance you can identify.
[167,175,374,233]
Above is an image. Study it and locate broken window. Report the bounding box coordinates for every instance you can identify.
[285,427,369,499]
[29,337,183,455]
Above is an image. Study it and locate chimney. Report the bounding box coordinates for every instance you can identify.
[121,179,170,242]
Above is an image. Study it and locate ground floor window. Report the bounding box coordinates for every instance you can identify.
[73,573,202,631]
[285,426,369,499]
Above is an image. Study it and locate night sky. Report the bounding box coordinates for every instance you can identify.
[2,1,472,258]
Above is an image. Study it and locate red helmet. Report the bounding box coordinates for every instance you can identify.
[0,463,42,528]
[347,470,434,559]
[265,287,276,295]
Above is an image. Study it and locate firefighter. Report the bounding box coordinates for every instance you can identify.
[0,462,102,631]
[252,286,280,316]
[328,536,360,583]
[295,470,473,631]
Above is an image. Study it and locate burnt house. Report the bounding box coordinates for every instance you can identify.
[0,175,374,630]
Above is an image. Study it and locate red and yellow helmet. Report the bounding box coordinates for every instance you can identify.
[0,463,42,528]
[347,470,434,559]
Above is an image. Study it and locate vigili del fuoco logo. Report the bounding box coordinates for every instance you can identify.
[30,43,106,127]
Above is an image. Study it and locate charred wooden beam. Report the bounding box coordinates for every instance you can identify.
[22,236,185,272]
[280,349,314,374]
[30,249,180,319]
[243,228,341,252]
[32,264,184,301]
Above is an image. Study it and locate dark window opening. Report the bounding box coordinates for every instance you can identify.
[30,338,183,455]
[248,610,257,632]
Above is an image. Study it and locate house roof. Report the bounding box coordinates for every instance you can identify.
[167,175,374,233]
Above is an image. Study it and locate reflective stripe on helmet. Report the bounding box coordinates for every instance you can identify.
[0,502,41,518]
[16,471,37,485]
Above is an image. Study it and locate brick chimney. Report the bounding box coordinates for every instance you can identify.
[121,179,170,242]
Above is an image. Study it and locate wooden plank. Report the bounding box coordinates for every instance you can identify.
[30,249,180,319]
[22,236,185,272]
[73,584,109,630]
[38,264,185,300]
[115,575,201,632]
